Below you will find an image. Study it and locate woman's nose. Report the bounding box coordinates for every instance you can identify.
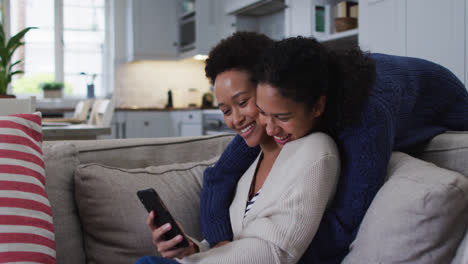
[262,117,279,136]
[232,109,244,126]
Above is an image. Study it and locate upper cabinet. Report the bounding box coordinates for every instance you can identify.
[227,0,287,41]
[225,0,287,16]
[226,0,359,48]
[126,0,179,61]
[121,0,362,61]
[179,0,232,57]
[359,0,466,85]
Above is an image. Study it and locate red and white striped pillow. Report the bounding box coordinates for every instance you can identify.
[0,112,56,263]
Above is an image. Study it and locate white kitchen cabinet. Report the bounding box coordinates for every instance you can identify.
[227,0,359,46]
[225,0,287,16]
[195,0,232,55]
[117,111,174,138]
[178,0,233,58]
[359,0,406,56]
[232,7,286,40]
[358,0,466,85]
[126,0,179,61]
[170,110,203,137]
[112,110,203,139]
[406,0,465,83]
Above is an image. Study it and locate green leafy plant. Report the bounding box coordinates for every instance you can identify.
[40,81,64,91]
[0,23,36,95]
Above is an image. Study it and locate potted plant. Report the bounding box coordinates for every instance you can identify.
[0,23,35,98]
[40,81,64,98]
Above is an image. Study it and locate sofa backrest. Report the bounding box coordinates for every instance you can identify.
[73,135,235,168]
[43,134,233,264]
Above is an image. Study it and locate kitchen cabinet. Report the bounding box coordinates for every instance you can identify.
[225,0,287,16]
[170,110,203,137]
[230,2,286,41]
[359,0,466,85]
[227,0,359,46]
[111,110,203,139]
[126,0,179,61]
[178,0,233,58]
[406,0,465,84]
[358,0,406,56]
[113,111,174,139]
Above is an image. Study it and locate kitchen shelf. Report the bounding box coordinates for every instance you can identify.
[317,28,358,43]
[179,10,195,20]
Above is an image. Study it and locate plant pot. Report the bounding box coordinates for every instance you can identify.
[0,94,16,98]
[44,89,63,99]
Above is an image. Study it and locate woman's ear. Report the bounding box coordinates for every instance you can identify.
[312,96,326,118]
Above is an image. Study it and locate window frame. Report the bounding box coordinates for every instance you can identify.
[3,0,114,99]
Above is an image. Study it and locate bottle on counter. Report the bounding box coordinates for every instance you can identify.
[165,89,173,108]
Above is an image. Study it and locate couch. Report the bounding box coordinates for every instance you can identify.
[42,132,468,264]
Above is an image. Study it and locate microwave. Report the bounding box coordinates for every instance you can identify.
[179,12,195,52]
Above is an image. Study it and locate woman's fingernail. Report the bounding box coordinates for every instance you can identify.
[164,223,171,230]
[176,235,182,240]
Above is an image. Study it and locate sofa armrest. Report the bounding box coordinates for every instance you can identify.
[411,131,468,177]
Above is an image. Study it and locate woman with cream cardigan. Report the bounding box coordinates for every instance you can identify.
[134,32,340,264]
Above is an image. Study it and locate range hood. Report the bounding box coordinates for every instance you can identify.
[226,0,287,17]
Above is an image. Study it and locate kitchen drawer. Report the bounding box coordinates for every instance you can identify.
[179,110,202,123]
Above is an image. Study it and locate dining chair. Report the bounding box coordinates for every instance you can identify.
[87,99,114,127]
[72,99,92,122]
[42,99,93,124]
[0,96,36,116]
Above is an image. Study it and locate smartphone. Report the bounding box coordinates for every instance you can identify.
[137,188,189,248]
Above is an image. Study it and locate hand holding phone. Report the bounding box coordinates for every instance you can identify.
[137,188,190,248]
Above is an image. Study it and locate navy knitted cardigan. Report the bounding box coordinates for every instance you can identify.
[200,53,468,263]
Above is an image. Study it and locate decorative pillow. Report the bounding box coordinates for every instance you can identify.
[0,112,56,263]
[343,152,468,264]
[74,157,218,264]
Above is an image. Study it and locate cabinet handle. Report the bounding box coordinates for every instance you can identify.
[115,122,120,139]
[122,122,127,138]
[144,121,150,126]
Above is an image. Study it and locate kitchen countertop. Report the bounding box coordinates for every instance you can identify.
[36,106,220,112]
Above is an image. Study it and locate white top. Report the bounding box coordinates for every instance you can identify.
[181,132,340,264]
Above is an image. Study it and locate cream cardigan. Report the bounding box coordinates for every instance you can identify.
[180,132,340,264]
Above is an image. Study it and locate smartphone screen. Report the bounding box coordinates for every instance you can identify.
[137,188,189,248]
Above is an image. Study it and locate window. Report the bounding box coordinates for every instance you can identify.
[6,0,111,98]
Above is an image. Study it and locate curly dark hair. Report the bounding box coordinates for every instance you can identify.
[205,31,274,84]
[254,36,376,134]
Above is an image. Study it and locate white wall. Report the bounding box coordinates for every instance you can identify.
[114,59,211,108]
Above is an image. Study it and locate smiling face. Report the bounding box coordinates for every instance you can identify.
[215,70,270,147]
[256,82,326,145]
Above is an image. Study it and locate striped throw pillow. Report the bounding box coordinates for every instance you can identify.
[0,112,56,263]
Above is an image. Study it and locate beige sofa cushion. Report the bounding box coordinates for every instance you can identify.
[343,152,468,264]
[452,229,468,264]
[74,157,218,264]
[43,142,84,264]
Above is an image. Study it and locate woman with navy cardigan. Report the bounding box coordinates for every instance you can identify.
[200,36,468,263]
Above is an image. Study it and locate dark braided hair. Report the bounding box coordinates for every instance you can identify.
[205,31,274,84]
[254,36,376,134]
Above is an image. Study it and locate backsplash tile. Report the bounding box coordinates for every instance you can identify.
[115,59,211,108]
